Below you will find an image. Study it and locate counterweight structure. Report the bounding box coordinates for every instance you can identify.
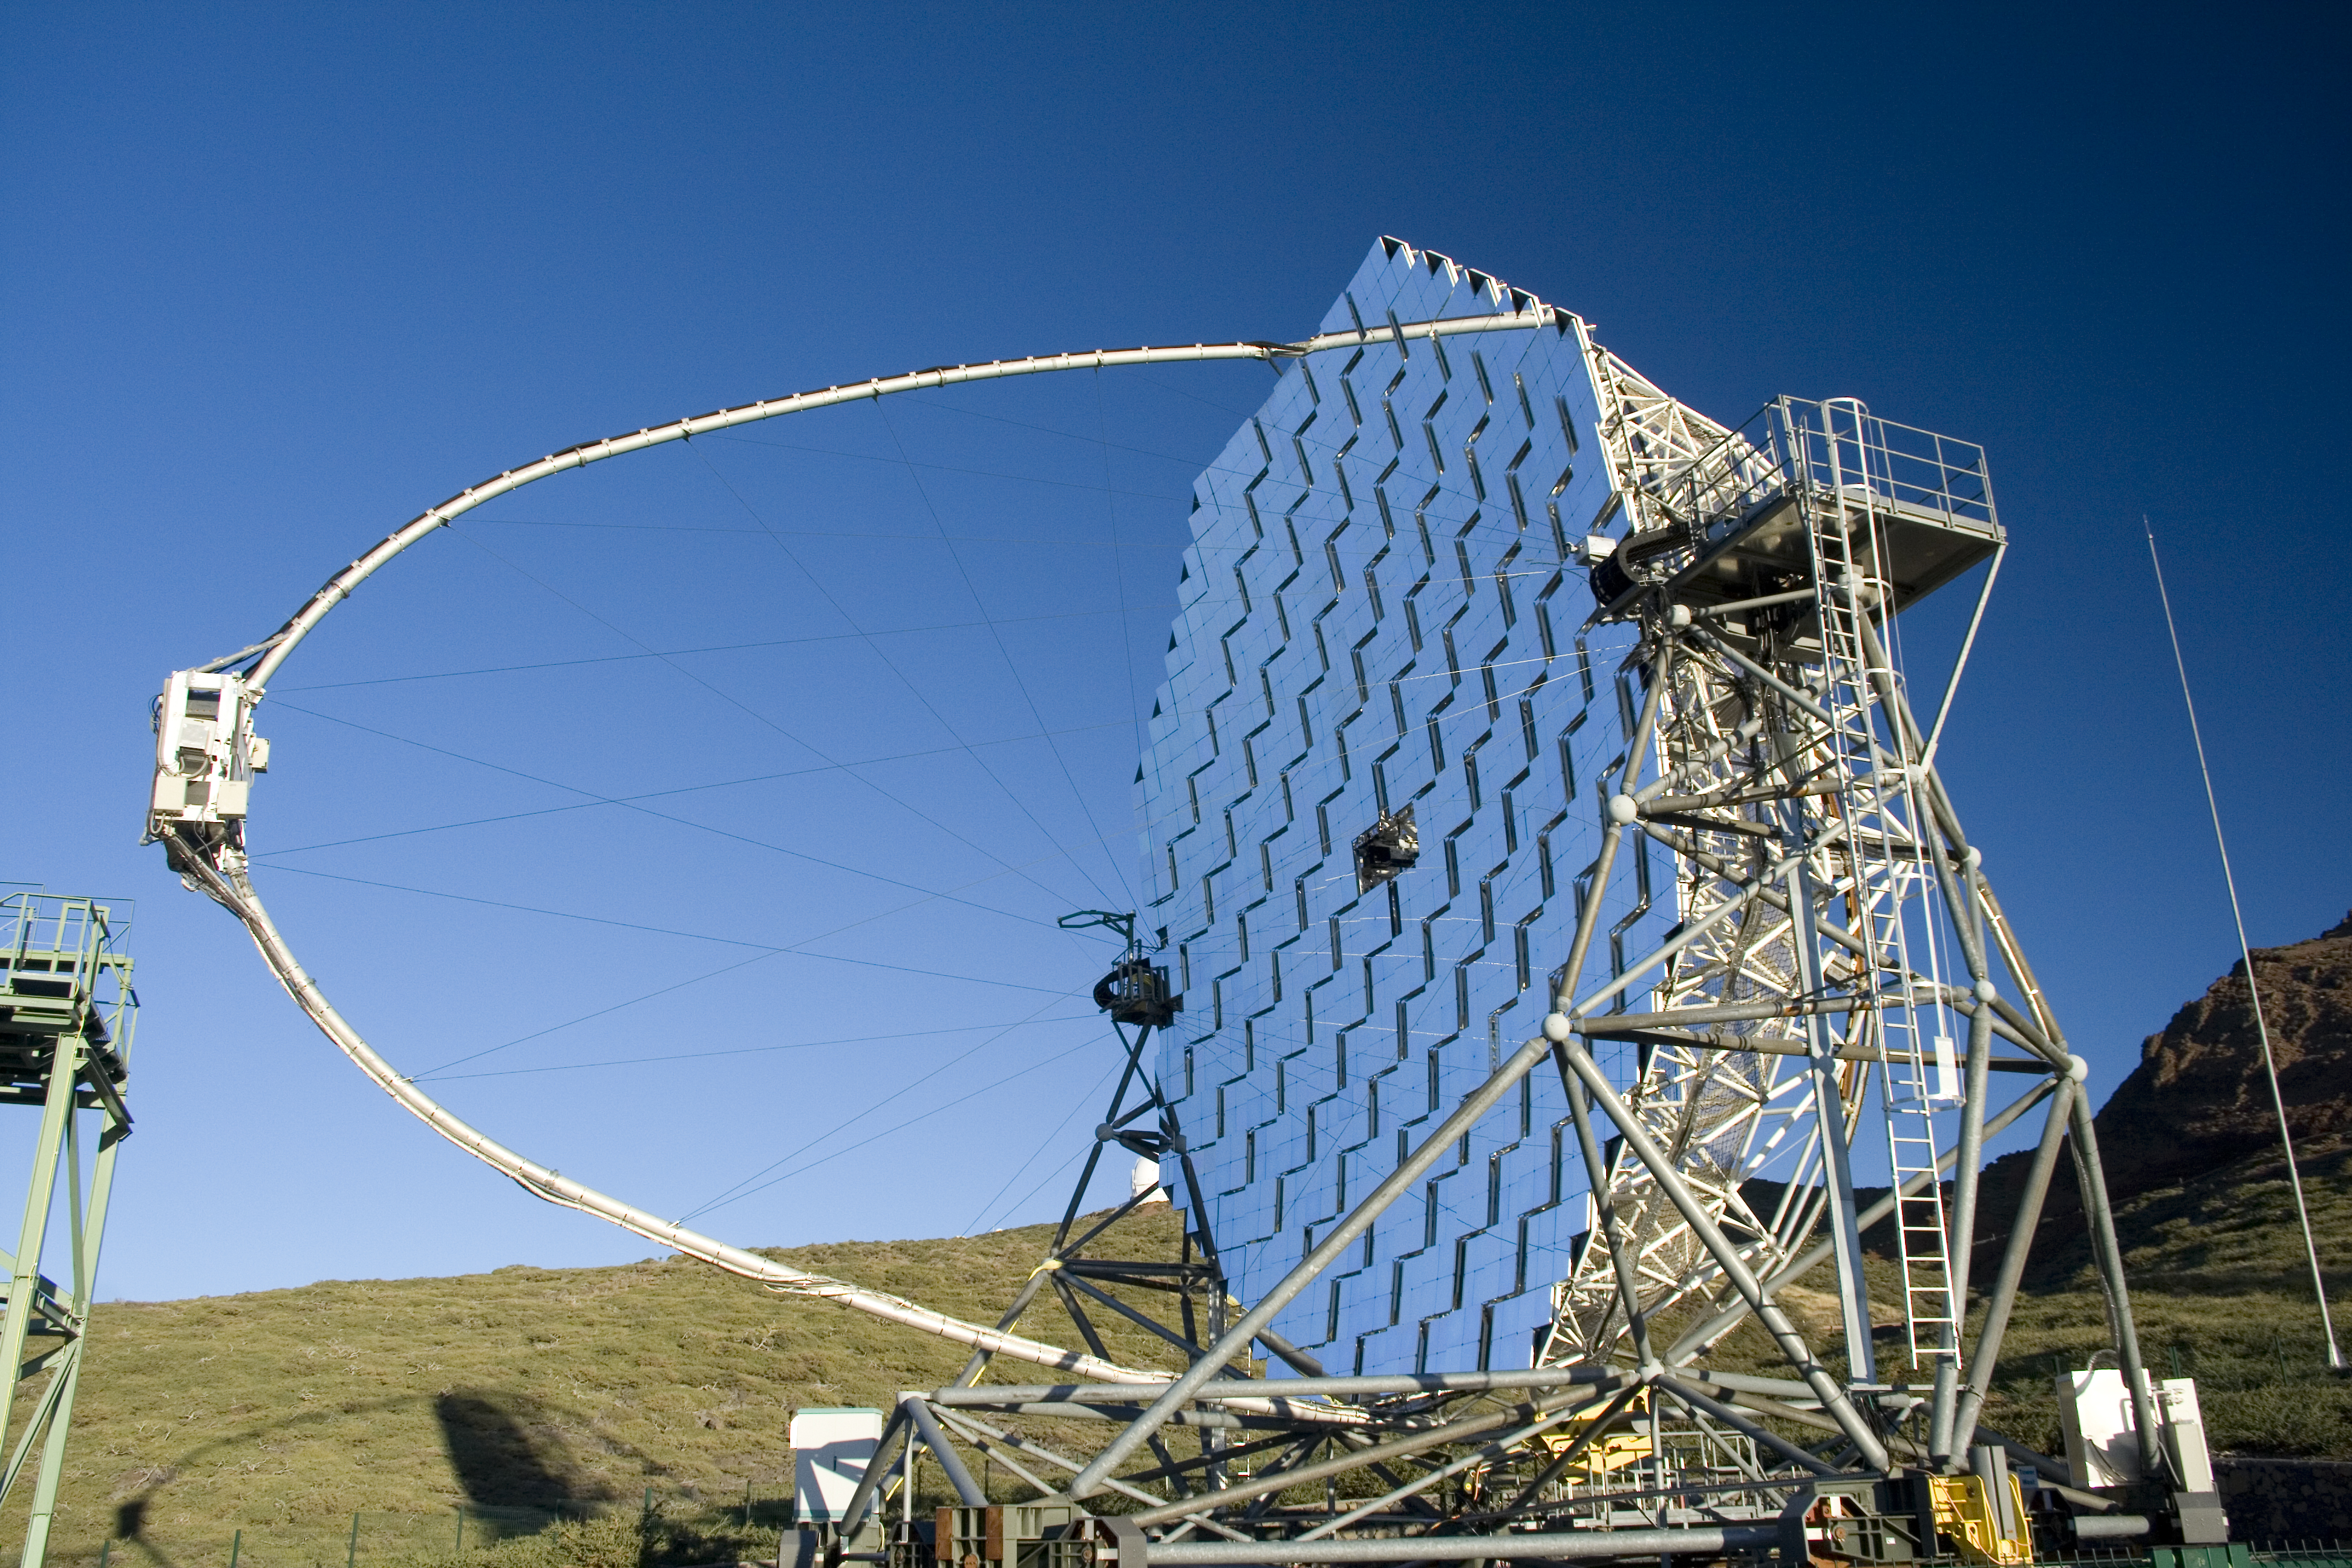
[149,236,2218,1566]
[0,892,136,1567]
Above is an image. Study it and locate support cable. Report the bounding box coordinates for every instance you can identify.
[903,374,1520,535]
[265,692,1048,930]
[961,1053,1128,1236]
[870,398,1135,905]
[166,832,1156,1385]
[687,1033,1105,1217]
[457,524,1099,913]
[1096,370,1149,781]
[428,1016,1095,1082]
[258,861,1067,995]
[2146,520,2342,1369]
[257,696,1053,923]
[276,610,1125,693]
[702,428,1191,501]
[683,435,1122,910]
[255,703,1149,933]
[679,994,1080,1223]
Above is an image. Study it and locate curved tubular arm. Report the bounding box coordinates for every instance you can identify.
[240,309,1558,689]
[172,836,1152,1383]
[166,307,1560,1388]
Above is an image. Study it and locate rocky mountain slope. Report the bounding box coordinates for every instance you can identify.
[1973,910,2352,1287]
[2085,911,2352,1199]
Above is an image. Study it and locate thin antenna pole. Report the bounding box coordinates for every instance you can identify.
[2146,518,2342,1370]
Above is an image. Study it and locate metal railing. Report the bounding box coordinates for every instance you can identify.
[1645,396,1997,548]
[1,891,132,1005]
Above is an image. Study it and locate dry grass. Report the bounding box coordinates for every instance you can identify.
[1971,1134,2352,1461]
[10,1133,2344,1568]
[12,1207,1191,1568]
[1694,1136,2352,1464]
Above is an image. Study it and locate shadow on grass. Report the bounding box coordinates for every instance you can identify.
[436,1390,623,1520]
[113,1498,176,1568]
[109,1390,663,1547]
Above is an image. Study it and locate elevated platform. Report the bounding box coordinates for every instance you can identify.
[1593,395,2004,637]
[0,900,131,1116]
[0,891,139,1568]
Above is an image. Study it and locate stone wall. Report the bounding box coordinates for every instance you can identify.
[2218,1456,2352,1543]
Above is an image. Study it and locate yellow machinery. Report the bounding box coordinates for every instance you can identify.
[1533,1391,1654,1482]
[1927,1469,2034,1566]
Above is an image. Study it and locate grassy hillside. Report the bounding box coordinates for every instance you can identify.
[13,906,2350,1568]
[31,1143,2347,1568]
[13,1207,1192,1568]
[1697,1141,2352,1468]
[1968,1132,2352,1462]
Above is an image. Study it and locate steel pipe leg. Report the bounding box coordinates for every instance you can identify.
[1954,1077,2076,1447]
[1550,1033,1889,1471]
[1067,1032,1560,1497]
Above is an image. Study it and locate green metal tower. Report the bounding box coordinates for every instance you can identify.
[0,891,136,1566]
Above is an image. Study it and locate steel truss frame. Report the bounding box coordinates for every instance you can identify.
[962,1014,1240,1388]
[811,388,2175,1564]
[0,893,137,1568]
[149,262,2178,1564]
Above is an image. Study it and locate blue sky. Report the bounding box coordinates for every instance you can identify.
[4,4,2344,1300]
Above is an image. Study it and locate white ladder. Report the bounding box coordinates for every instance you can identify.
[1805,403,1959,1369]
